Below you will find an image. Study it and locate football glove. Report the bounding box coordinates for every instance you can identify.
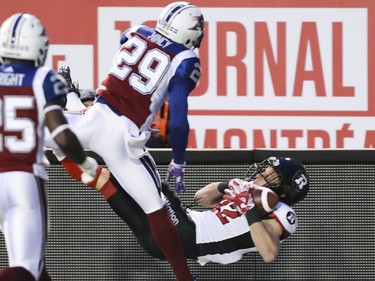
[78,157,99,184]
[224,188,255,214]
[166,159,186,194]
[58,65,80,97]
[228,178,255,193]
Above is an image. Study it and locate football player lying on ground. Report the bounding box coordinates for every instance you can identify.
[59,155,309,265]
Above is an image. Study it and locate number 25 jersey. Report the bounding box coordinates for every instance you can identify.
[0,63,67,178]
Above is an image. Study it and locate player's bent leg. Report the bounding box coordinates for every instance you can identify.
[105,174,165,259]
[4,173,48,281]
[83,111,194,280]
[161,182,198,259]
[107,155,193,280]
[148,207,193,281]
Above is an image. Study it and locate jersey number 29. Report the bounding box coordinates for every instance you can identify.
[110,36,170,95]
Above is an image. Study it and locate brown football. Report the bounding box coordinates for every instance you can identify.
[250,186,279,216]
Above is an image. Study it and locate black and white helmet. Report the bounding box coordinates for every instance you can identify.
[0,13,49,66]
[245,156,310,205]
[156,2,204,49]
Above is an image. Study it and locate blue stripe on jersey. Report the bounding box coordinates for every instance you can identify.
[136,26,153,37]
[120,26,153,45]
[42,71,68,103]
[0,63,35,86]
[0,63,67,103]
[163,38,187,54]
[11,14,24,41]
[173,57,200,90]
[140,156,161,195]
[124,26,188,55]
[120,29,130,45]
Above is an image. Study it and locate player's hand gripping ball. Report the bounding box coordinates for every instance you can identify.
[226,179,279,215]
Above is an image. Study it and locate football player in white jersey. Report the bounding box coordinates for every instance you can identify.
[45,2,204,280]
[60,155,309,269]
[191,156,309,265]
[122,156,309,266]
[0,13,98,281]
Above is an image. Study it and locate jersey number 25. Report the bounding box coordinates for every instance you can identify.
[0,96,36,153]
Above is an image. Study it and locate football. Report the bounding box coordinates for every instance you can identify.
[250,186,279,216]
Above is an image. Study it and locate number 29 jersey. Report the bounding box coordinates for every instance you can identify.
[98,25,201,131]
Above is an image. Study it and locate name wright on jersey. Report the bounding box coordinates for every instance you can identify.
[0,73,25,87]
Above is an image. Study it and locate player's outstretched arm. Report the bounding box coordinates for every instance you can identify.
[224,183,282,263]
[44,101,98,183]
[249,219,282,263]
[195,179,248,207]
[194,182,225,207]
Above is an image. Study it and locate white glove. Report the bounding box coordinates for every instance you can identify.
[224,188,255,214]
[224,179,256,214]
[78,157,98,184]
[227,178,255,194]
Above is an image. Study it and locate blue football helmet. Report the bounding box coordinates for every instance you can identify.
[245,156,310,205]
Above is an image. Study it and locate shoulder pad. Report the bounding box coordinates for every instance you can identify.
[272,202,298,236]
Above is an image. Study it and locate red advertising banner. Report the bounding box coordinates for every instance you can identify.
[1,0,374,149]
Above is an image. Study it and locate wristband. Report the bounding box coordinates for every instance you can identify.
[217,181,230,194]
[245,207,261,226]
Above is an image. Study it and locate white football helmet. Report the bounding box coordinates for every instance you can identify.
[0,13,49,66]
[156,2,204,49]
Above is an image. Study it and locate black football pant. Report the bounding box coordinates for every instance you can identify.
[106,174,198,259]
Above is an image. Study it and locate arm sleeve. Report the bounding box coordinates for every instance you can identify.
[42,69,69,104]
[168,57,201,164]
